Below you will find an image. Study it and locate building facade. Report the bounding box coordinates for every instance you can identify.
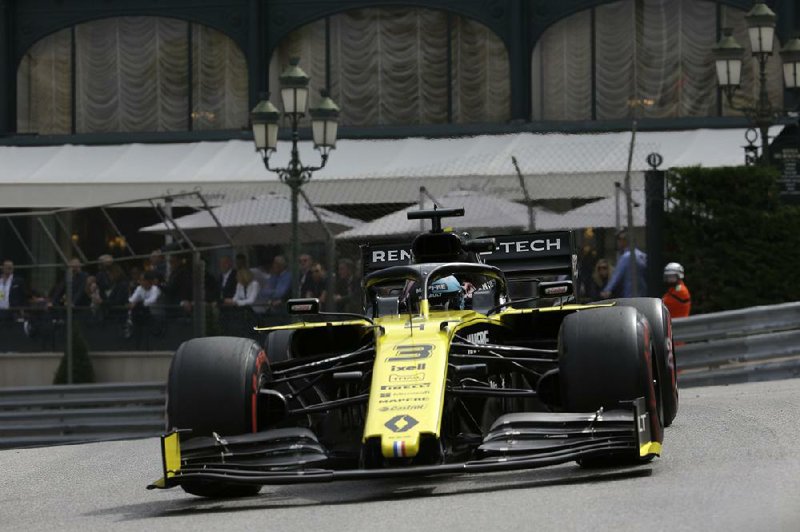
[1,0,797,144]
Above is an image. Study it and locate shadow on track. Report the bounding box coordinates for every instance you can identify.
[88,464,652,522]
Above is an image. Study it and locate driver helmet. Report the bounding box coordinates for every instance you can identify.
[428,275,464,311]
[663,262,685,283]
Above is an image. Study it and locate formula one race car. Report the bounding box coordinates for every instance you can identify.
[149,207,678,497]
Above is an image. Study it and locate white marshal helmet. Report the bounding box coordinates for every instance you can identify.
[663,262,685,280]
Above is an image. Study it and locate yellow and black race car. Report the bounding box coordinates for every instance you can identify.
[149,208,678,498]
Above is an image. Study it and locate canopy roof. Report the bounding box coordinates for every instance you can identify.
[140,192,362,245]
[0,127,781,209]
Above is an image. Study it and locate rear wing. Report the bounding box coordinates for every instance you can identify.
[361,231,576,280]
[361,242,412,274]
[481,231,577,281]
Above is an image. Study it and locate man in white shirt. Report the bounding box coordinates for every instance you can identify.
[128,271,161,309]
[126,271,162,345]
[0,259,26,321]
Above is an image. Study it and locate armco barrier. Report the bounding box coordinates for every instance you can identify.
[0,382,165,449]
[673,302,800,387]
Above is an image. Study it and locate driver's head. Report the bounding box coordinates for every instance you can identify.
[428,275,464,311]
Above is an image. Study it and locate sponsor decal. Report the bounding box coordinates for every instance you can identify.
[384,414,419,433]
[379,389,430,399]
[389,372,425,383]
[386,344,434,361]
[379,405,425,412]
[638,413,647,433]
[371,249,412,263]
[391,363,426,372]
[465,330,489,355]
[494,238,562,254]
[380,382,431,391]
[378,397,428,404]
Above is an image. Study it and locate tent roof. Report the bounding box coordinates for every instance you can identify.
[336,190,535,240]
[0,127,781,209]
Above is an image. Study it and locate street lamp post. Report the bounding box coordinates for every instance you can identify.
[250,58,340,298]
[712,2,800,165]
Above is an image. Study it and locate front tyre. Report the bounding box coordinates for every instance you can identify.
[167,336,268,497]
[559,306,662,465]
[609,298,679,427]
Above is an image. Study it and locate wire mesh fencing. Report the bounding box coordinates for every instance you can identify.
[0,132,663,359]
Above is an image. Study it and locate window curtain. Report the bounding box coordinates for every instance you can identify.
[534,0,757,121]
[17,17,248,134]
[192,24,250,131]
[530,10,592,121]
[16,29,72,134]
[270,7,510,126]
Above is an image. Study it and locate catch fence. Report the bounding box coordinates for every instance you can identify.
[0,135,663,368]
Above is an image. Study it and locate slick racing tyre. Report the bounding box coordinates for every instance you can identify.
[264,329,295,364]
[559,306,662,466]
[605,298,678,427]
[167,336,268,498]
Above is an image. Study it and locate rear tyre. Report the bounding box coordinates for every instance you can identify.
[264,329,295,364]
[559,307,662,466]
[608,298,679,427]
[167,336,268,497]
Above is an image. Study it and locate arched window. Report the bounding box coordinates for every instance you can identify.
[16,17,249,134]
[531,0,783,121]
[270,8,510,126]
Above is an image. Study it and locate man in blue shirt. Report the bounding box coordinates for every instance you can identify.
[260,255,291,312]
[601,230,647,298]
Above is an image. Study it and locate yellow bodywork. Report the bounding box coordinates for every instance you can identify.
[150,431,182,488]
[363,309,497,459]
[255,302,618,460]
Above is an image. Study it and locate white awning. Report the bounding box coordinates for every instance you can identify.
[0,127,781,209]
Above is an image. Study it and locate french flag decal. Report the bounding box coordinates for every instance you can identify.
[393,440,407,457]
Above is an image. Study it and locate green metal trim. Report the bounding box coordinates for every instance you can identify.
[1,116,790,147]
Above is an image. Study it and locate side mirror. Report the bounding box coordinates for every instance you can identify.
[538,281,573,298]
[287,298,320,315]
[471,288,495,314]
[463,238,496,253]
[375,295,400,317]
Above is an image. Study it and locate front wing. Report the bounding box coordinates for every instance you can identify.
[148,398,658,489]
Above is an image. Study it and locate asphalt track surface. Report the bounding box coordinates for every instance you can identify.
[1,379,799,532]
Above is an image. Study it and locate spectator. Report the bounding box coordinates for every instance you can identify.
[298,253,314,296]
[100,263,130,319]
[303,262,328,304]
[259,255,291,312]
[128,271,161,310]
[577,231,598,302]
[662,262,691,318]
[84,275,103,316]
[162,254,193,313]
[127,265,142,297]
[127,270,162,344]
[224,268,261,308]
[201,257,220,304]
[219,255,238,302]
[235,253,249,271]
[250,255,271,288]
[95,254,115,293]
[50,258,90,307]
[334,258,359,313]
[222,268,261,336]
[601,230,647,298]
[0,259,27,321]
[149,249,167,282]
[586,258,614,301]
